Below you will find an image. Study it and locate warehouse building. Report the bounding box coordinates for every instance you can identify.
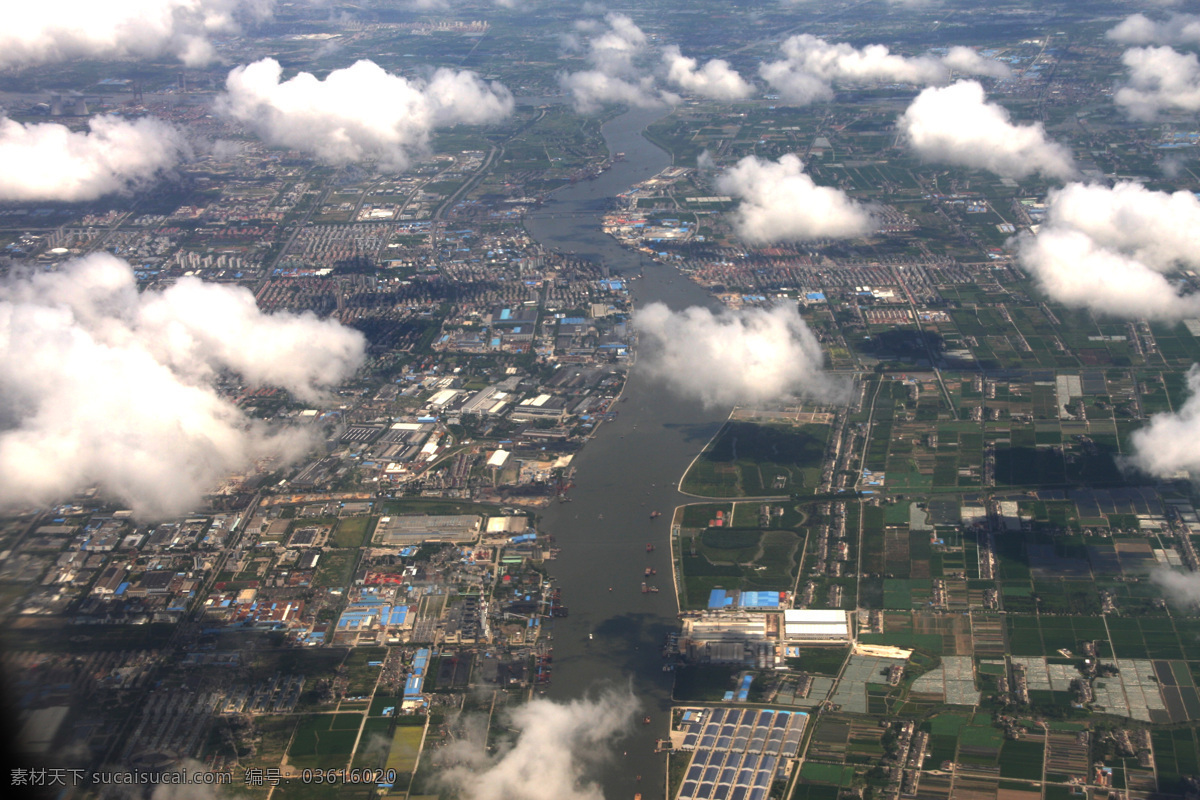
[375,514,482,545]
[708,589,784,610]
[509,393,568,422]
[783,609,851,643]
[682,613,776,667]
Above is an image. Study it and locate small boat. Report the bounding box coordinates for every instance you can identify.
[644,567,656,577]
[648,586,659,593]
[643,716,651,725]
[589,633,593,640]
[650,510,661,519]
[641,582,648,594]
[646,543,655,553]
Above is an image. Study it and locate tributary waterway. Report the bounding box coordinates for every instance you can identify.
[523,106,732,800]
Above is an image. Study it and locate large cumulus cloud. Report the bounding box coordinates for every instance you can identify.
[1017,182,1200,320]
[759,35,1009,105]
[0,115,187,202]
[560,13,755,109]
[899,81,1075,179]
[941,46,1014,80]
[661,46,753,100]
[1018,228,1200,319]
[1041,181,1200,266]
[0,254,365,518]
[1115,46,1200,120]
[1150,567,1200,607]
[636,302,850,408]
[579,11,647,75]
[1,0,272,69]
[716,154,875,243]
[408,0,521,7]
[559,71,665,114]
[1108,13,1200,46]
[559,13,674,113]
[1127,366,1200,479]
[786,0,939,4]
[216,58,513,167]
[435,690,636,800]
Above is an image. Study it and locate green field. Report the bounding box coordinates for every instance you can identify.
[681,421,831,497]
[799,762,856,784]
[385,724,425,774]
[333,516,376,548]
[678,524,804,608]
[288,714,363,767]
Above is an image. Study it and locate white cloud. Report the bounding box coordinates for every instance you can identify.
[560,12,670,113]
[1127,366,1200,480]
[760,35,944,104]
[215,58,513,167]
[661,45,753,100]
[1150,567,1200,606]
[785,0,936,6]
[586,11,646,74]
[759,35,1008,105]
[1043,181,1200,267]
[899,80,1075,179]
[1109,14,1166,45]
[1020,184,1200,478]
[435,690,636,800]
[0,254,365,519]
[716,154,875,243]
[0,0,272,69]
[1108,13,1200,46]
[0,115,187,202]
[1016,181,1200,320]
[1115,46,1200,120]
[636,302,850,408]
[561,13,762,110]
[1017,227,1200,319]
[941,46,1013,80]
[559,71,666,114]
